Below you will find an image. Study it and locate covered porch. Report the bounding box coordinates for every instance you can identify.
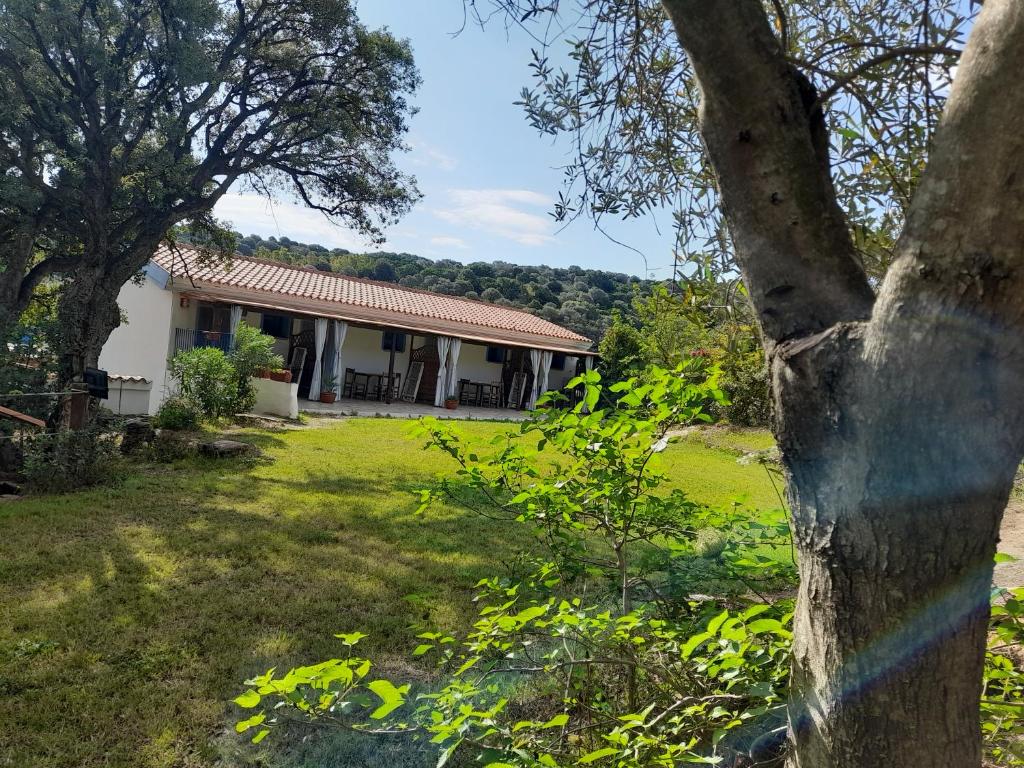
[172,293,593,415]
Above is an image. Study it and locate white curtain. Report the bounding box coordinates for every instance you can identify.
[332,320,348,397]
[537,350,553,401]
[446,338,463,398]
[308,318,328,400]
[582,355,594,412]
[229,305,243,349]
[434,335,452,406]
[564,356,577,378]
[526,348,543,410]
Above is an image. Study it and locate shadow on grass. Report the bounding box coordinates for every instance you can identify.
[0,428,521,768]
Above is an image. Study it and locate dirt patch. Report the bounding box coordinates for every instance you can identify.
[996,500,1024,588]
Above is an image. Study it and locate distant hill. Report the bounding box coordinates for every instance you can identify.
[234,233,655,343]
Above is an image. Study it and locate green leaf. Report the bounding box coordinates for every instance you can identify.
[681,631,712,659]
[707,610,729,634]
[367,679,406,719]
[413,644,434,656]
[541,713,569,729]
[251,728,271,744]
[578,747,619,764]
[235,713,266,734]
[995,552,1018,564]
[334,631,368,646]
[234,690,261,709]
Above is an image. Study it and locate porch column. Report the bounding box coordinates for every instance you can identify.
[308,317,328,400]
[434,335,452,407]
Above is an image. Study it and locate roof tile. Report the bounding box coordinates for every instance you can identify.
[152,244,592,345]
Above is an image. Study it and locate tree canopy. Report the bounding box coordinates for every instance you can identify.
[234,231,653,343]
[0,0,420,385]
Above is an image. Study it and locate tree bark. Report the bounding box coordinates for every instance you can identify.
[662,0,1024,765]
[51,232,166,425]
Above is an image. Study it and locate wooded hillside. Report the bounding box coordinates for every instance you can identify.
[235,232,654,343]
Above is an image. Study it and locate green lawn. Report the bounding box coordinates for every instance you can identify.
[0,419,776,768]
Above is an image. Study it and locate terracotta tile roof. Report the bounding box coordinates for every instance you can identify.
[152,244,593,349]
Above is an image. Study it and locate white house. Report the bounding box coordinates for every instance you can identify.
[99,243,595,417]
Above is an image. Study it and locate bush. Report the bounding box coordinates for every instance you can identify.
[169,346,237,419]
[229,324,283,412]
[153,395,202,431]
[22,426,118,493]
[719,352,773,427]
[150,429,198,462]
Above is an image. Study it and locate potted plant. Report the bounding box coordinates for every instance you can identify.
[444,396,458,410]
[320,374,337,404]
[269,368,292,383]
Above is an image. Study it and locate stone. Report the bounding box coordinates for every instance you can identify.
[0,480,21,495]
[199,439,252,458]
[121,419,155,454]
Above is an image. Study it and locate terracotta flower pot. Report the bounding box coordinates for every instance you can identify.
[444,398,458,410]
[257,368,272,379]
[269,369,292,383]
[320,391,337,404]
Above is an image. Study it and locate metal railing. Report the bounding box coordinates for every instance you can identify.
[173,328,234,355]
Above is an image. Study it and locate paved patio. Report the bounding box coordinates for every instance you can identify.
[300,397,529,421]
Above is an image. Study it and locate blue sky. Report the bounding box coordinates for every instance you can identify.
[213,1,676,279]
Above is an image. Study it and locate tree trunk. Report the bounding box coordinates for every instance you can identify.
[50,238,161,426]
[774,317,1021,767]
[660,0,1024,765]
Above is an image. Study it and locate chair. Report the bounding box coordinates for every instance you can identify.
[348,369,369,399]
[482,382,503,408]
[458,378,475,406]
[288,347,308,382]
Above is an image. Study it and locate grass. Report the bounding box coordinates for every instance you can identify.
[0,419,776,768]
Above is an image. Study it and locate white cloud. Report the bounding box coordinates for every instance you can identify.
[433,188,554,247]
[430,235,469,250]
[213,193,370,250]
[408,139,458,172]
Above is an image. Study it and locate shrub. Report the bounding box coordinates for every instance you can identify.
[719,351,773,427]
[229,324,284,412]
[22,426,118,492]
[169,346,237,419]
[150,429,198,462]
[153,395,202,431]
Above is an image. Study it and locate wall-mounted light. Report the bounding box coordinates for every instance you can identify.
[179,296,190,308]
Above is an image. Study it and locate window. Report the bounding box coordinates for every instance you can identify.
[486,346,507,364]
[196,303,231,333]
[382,331,406,353]
[261,313,291,338]
[551,353,567,371]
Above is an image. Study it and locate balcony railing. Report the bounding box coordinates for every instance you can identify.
[173,328,234,355]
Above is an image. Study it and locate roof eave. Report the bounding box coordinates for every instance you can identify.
[177,283,595,355]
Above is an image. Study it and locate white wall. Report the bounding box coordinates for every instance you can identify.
[251,377,299,419]
[453,342,504,386]
[98,276,174,415]
[336,325,412,380]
